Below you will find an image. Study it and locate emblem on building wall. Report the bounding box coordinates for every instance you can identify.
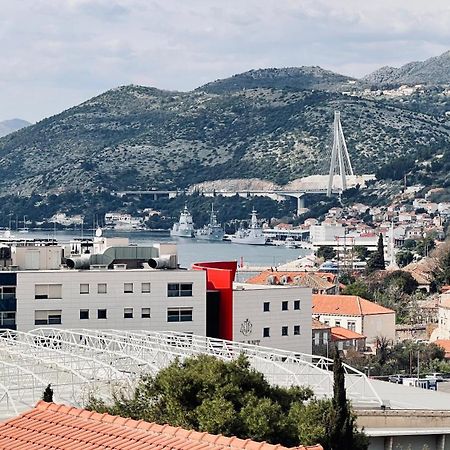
[240,318,253,336]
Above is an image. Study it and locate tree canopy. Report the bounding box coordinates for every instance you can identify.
[87,354,367,450]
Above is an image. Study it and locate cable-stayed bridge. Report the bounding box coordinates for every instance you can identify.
[115,112,374,214]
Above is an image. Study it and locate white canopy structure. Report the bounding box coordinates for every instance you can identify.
[2,328,450,419]
[0,328,382,419]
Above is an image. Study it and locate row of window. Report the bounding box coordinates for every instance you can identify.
[33,307,193,325]
[323,319,356,331]
[34,282,193,299]
[263,300,301,312]
[262,325,301,337]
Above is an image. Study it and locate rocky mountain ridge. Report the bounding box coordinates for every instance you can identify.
[0,51,449,199]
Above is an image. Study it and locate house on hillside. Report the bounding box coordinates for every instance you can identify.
[246,271,338,294]
[312,294,396,347]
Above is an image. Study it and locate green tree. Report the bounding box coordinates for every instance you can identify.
[317,246,337,261]
[327,351,368,450]
[342,280,372,300]
[42,384,53,403]
[396,251,414,268]
[366,234,385,273]
[87,354,366,449]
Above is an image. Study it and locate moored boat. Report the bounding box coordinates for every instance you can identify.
[230,209,266,245]
[170,205,194,238]
[196,204,224,241]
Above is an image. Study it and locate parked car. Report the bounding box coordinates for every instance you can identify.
[388,374,405,384]
[425,373,444,382]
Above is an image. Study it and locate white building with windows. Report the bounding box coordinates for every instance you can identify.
[232,284,311,354]
[0,237,312,354]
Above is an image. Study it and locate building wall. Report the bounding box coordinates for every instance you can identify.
[232,287,312,354]
[315,314,363,335]
[435,306,450,340]
[363,313,396,345]
[15,269,207,334]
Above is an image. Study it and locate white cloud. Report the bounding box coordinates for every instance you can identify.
[0,0,448,122]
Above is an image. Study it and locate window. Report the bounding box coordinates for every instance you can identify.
[79,309,89,320]
[124,283,134,293]
[281,326,288,336]
[167,308,193,322]
[168,283,193,297]
[141,282,151,293]
[80,283,89,294]
[263,327,270,338]
[294,325,301,335]
[0,311,15,326]
[97,309,107,319]
[98,283,107,294]
[263,302,270,312]
[35,284,62,299]
[335,320,341,327]
[282,301,288,311]
[294,300,301,310]
[124,307,133,319]
[323,332,329,343]
[348,321,356,332]
[0,286,15,300]
[141,307,151,318]
[324,320,330,326]
[34,310,62,325]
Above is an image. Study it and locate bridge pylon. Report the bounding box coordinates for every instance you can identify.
[327,111,354,196]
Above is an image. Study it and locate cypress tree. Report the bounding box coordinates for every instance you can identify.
[366,233,385,273]
[327,350,368,450]
[42,384,54,403]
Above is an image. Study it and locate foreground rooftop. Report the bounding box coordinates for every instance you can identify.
[0,401,321,450]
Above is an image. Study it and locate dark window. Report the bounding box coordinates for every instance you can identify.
[282,326,288,336]
[167,308,193,322]
[263,327,270,338]
[124,308,133,319]
[141,307,151,318]
[47,315,61,325]
[0,311,15,326]
[294,325,300,335]
[97,309,107,319]
[294,300,301,310]
[263,302,270,312]
[124,283,133,293]
[282,301,288,311]
[79,309,89,320]
[168,283,193,297]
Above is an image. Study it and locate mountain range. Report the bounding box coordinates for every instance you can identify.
[0,50,448,198]
[0,118,30,138]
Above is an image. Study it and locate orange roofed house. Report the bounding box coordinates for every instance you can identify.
[312,294,395,348]
[0,401,323,450]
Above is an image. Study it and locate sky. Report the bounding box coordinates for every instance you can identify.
[0,0,449,123]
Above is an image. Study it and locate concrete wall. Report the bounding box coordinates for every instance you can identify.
[363,313,396,345]
[16,269,206,334]
[233,286,312,354]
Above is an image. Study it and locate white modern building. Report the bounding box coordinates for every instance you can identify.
[0,237,312,354]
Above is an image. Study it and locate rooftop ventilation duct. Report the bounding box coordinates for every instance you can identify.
[148,254,177,269]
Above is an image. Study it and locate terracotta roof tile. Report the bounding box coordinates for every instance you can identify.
[0,402,322,450]
[245,271,335,290]
[330,326,366,341]
[312,294,394,316]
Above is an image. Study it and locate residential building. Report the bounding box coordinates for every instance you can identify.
[0,401,322,450]
[312,294,396,347]
[311,319,330,357]
[245,270,337,294]
[331,326,366,352]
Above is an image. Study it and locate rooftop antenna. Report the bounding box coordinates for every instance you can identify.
[327,111,354,196]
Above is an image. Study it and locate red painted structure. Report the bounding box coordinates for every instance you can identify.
[192,261,237,341]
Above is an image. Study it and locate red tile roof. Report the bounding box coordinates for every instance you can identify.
[0,401,323,450]
[246,271,336,290]
[331,327,366,341]
[312,319,330,330]
[312,294,395,316]
[434,339,450,358]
